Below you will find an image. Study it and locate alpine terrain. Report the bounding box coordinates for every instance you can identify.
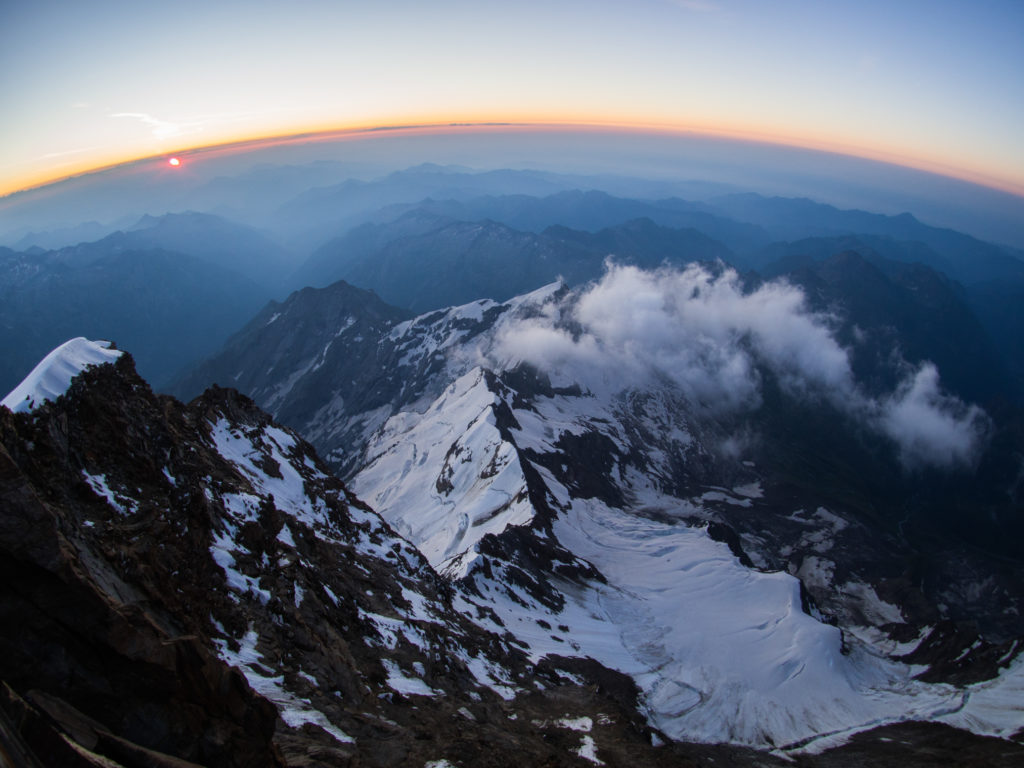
[169,260,1024,763]
[3,165,1024,768]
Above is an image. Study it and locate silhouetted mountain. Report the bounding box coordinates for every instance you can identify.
[9,219,129,251]
[290,208,459,290]
[749,234,955,276]
[704,193,1024,284]
[115,211,295,288]
[274,165,577,249]
[764,250,1016,405]
[295,215,735,311]
[371,190,771,253]
[172,279,413,456]
[0,246,268,393]
[967,278,1024,395]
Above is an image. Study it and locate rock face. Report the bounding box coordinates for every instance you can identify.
[0,356,284,767]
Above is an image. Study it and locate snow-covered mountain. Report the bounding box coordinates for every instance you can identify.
[173,265,1024,760]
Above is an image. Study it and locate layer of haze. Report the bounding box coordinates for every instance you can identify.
[2,128,1023,250]
[2,0,1022,197]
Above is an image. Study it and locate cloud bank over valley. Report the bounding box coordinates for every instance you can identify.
[492,263,990,469]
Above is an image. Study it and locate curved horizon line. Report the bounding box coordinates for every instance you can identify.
[4,119,1024,201]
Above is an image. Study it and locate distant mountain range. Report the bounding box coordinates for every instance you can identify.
[295,214,733,311]
[6,179,1023,416]
[0,211,303,393]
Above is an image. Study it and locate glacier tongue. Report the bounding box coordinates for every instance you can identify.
[2,337,123,413]
[353,364,986,750]
[546,495,961,747]
[353,367,533,578]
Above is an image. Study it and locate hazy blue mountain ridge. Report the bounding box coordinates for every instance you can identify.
[703,193,1024,285]
[0,246,269,393]
[296,214,737,311]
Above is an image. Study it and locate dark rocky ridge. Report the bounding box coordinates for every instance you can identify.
[3,351,841,767]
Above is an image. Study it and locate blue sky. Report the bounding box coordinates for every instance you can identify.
[2,0,1022,196]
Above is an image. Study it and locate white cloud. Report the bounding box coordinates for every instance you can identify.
[491,262,989,470]
[40,146,103,160]
[877,363,989,469]
[111,112,195,140]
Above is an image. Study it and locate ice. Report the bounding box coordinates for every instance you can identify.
[3,338,122,413]
[940,654,1024,737]
[732,481,763,498]
[277,524,296,547]
[459,477,965,749]
[555,716,593,732]
[839,580,905,626]
[359,608,432,654]
[209,529,271,604]
[353,368,533,577]
[454,647,518,701]
[700,489,752,507]
[209,418,337,538]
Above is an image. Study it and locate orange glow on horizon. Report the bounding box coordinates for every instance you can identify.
[4,117,1024,201]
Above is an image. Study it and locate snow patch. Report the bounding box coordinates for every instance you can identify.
[555,716,593,732]
[575,734,604,765]
[3,338,122,413]
[214,627,353,743]
[81,471,138,516]
[381,658,440,697]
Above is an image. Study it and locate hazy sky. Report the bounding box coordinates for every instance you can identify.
[2,0,1022,197]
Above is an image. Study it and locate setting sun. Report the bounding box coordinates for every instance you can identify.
[168,157,181,167]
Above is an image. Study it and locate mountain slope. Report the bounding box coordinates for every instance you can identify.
[765,250,1017,406]
[5,344,735,767]
[9,303,1024,766]
[117,211,295,288]
[351,335,1024,751]
[176,270,1024,757]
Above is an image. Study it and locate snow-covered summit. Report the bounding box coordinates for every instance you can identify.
[2,337,123,414]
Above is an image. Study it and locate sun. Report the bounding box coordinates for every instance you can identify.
[168,157,181,167]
